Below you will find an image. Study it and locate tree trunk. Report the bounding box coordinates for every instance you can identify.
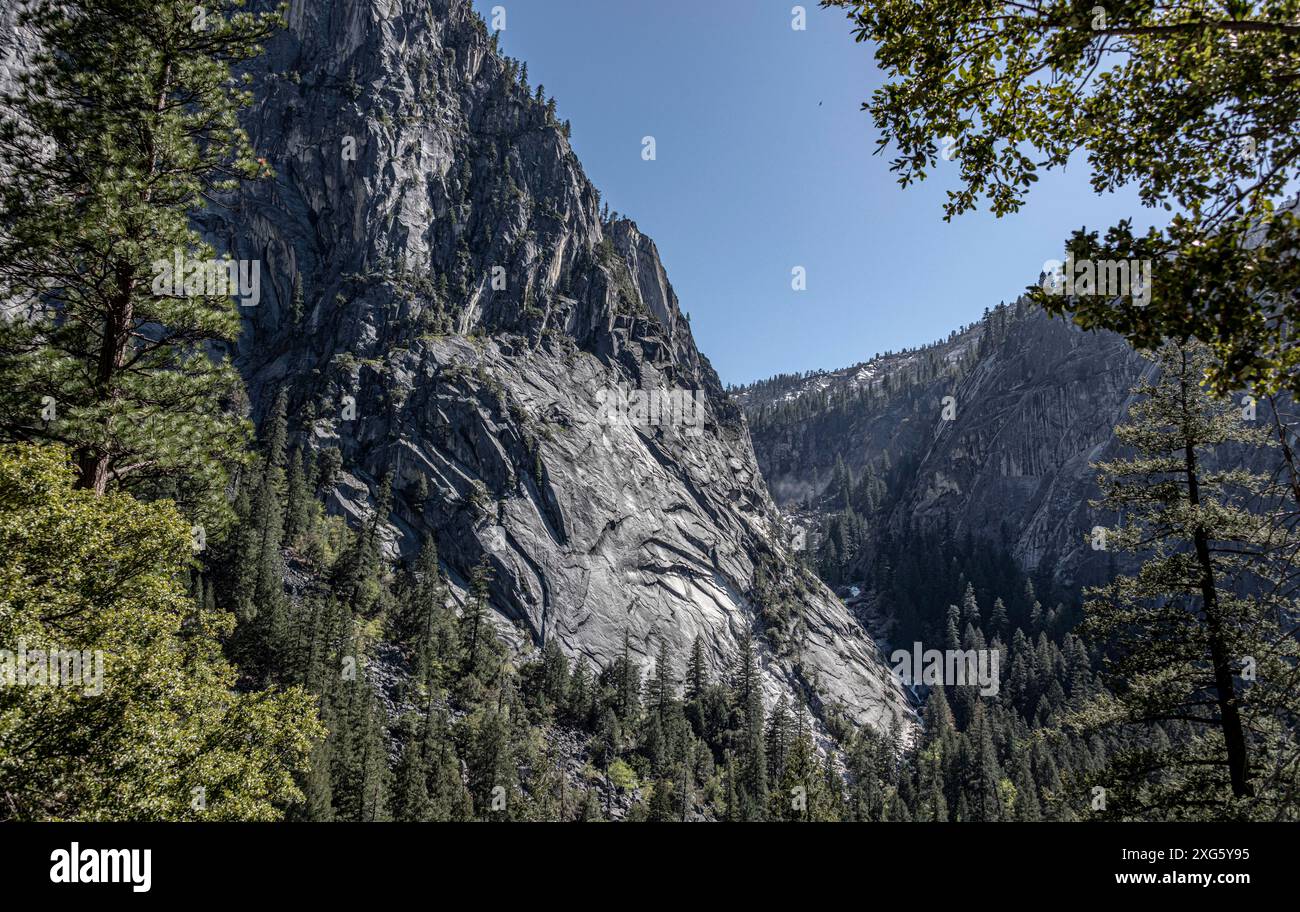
[1267,395,1300,508]
[75,264,135,493]
[1184,437,1253,798]
[74,450,110,494]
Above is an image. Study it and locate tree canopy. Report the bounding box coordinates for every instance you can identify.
[829,0,1300,395]
[0,0,284,529]
[0,443,321,820]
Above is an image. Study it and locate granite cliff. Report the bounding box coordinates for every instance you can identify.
[737,302,1153,593]
[195,0,913,732]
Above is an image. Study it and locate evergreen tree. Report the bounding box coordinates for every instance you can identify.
[960,582,981,629]
[0,444,321,820]
[392,714,432,822]
[402,535,455,692]
[647,637,674,721]
[732,629,768,815]
[0,0,282,526]
[764,696,793,797]
[283,446,316,547]
[686,635,707,701]
[461,557,494,682]
[290,275,305,326]
[990,597,1010,639]
[1012,754,1041,822]
[567,660,592,726]
[613,630,641,725]
[1069,342,1300,819]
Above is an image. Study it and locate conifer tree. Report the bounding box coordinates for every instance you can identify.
[283,446,316,547]
[423,698,473,821]
[990,597,1010,639]
[289,275,305,326]
[733,629,768,815]
[685,635,707,702]
[647,637,674,721]
[961,582,981,629]
[401,535,454,692]
[567,659,592,727]
[765,696,793,796]
[461,557,495,685]
[392,713,432,822]
[0,0,283,526]
[614,630,641,725]
[0,444,321,820]
[356,689,392,823]
[299,737,335,822]
[1070,342,1300,818]
[1012,754,1041,822]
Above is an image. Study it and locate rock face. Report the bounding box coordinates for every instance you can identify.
[194,0,912,731]
[889,310,1155,590]
[738,302,1154,591]
[0,7,30,97]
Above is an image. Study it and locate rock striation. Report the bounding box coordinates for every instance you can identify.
[737,302,1154,591]
[194,0,914,731]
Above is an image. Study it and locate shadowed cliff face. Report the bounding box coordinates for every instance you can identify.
[192,0,913,731]
[890,311,1153,590]
[739,304,1153,592]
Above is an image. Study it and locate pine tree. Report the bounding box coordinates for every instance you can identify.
[290,275,305,326]
[733,629,768,816]
[686,635,707,701]
[958,582,979,628]
[356,689,391,822]
[990,597,1010,638]
[262,390,289,483]
[819,747,846,822]
[916,741,949,822]
[392,713,432,822]
[764,696,793,797]
[934,605,957,655]
[331,476,393,617]
[1012,754,1041,822]
[283,446,316,547]
[247,465,288,671]
[1070,342,1300,818]
[401,535,454,692]
[567,660,592,726]
[299,737,335,822]
[466,705,511,819]
[647,637,674,720]
[461,557,494,679]
[962,706,1003,821]
[614,630,641,725]
[778,705,820,820]
[0,1,282,525]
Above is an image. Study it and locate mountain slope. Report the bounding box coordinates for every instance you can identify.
[738,301,1152,591]
[197,0,912,731]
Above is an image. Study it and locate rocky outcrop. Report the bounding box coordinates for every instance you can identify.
[739,302,1153,591]
[194,0,912,731]
[893,309,1153,589]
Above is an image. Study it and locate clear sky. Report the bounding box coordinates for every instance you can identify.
[473,0,1155,386]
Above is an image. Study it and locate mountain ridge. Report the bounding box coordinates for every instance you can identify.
[198,0,914,732]
[737,299,1153,592]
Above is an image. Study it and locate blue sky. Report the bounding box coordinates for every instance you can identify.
[473,0,1155,386]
